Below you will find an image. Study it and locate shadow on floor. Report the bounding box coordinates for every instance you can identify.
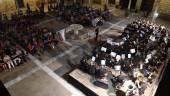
[155,59,170,96]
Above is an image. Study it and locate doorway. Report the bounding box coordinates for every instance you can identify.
[120,0,129,9]
[140,0,155,12]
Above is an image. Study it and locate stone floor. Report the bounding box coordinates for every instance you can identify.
[0,10,170,96]
[7,70,71,96]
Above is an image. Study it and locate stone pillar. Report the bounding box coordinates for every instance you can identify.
[57,0,60,4]
[88,0,90,4]
[115,0,120,6]
[152,0,161,13]
[101,0,109,5]
[128,0,132,10]
[135,0,142,11]
[105,0,109,5]
[101,0,104,5]
[101,0,105,9]
[151,0,161,22]
[88,0,91,6]
[55,0,60,5]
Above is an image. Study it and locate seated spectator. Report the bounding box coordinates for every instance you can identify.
[3,54,15,71]
[50,4,111,26]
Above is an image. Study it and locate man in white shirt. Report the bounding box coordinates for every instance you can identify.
[3,55,15,71]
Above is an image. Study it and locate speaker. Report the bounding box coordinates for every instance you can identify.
[15,0,25,8]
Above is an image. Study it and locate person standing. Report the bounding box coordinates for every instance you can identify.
[95,27,99,41]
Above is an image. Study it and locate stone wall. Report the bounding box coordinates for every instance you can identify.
[158,0,170,19]
[0,0,16,14]
[0,0,50,16]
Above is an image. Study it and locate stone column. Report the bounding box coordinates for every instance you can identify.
[135,0,142,11]
[128,0,132,10]
[115,0,120,6]
[54,0,60,5]
[151,0,161,22]
[105,0,109,5]
[101,0,105,9]
[101,0,104,5]
[88,0,91,6]
[101,0,108,5]
[57,0,60,4]
[152,0,161,14]
[89,0,91,4]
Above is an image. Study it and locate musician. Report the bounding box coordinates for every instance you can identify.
[95,27,99,41]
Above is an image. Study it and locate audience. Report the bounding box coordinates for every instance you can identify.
[0,37,27,71]
[0,4,57,71]
[48,3,112,27]
[9,26,58,56]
